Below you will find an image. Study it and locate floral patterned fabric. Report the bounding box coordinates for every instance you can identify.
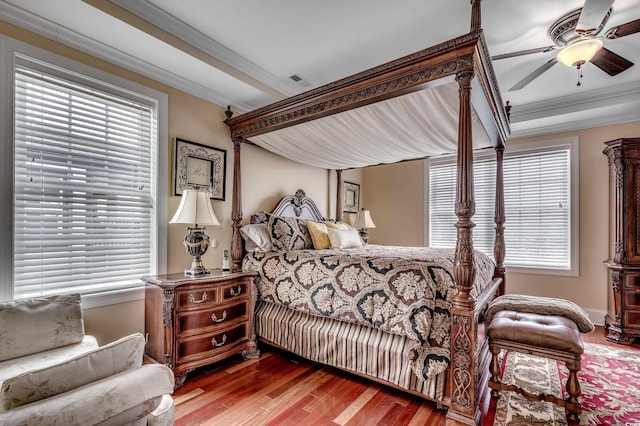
[0,294,84,362]
[1,333,145,410]
[267,215,314,251]
[0,364,174,426]
[243,245,495,377]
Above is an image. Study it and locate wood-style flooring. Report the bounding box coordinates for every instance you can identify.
[172,326,639,426]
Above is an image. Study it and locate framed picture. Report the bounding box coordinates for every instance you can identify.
[174,138,227,201]
[343,181,360,213]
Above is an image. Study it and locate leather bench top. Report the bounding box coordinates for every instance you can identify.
[488,310,584,354]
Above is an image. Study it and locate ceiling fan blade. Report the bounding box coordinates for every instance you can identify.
[590,47,634,76]
[576,0,614,34]
[605,18,640,39]
[509,58,558,91]
[492,46,558,61]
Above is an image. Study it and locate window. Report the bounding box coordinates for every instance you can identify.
[1,37,167,306]
[427,137,578,275]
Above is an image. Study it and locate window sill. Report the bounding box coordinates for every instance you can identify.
[80,286,145,309]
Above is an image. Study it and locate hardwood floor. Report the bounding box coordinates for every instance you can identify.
[172,326,638,426]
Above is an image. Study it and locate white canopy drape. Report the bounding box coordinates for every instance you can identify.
[248,82,492,169]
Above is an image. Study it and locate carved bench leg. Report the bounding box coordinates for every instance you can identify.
[565,360,582,424]
[489,344,502,399]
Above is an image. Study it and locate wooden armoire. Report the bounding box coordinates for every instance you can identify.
[603,137,640,344]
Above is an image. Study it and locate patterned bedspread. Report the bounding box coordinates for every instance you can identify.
[243,245,495,378]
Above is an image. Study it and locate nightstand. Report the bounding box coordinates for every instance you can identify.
[142,270,259,387]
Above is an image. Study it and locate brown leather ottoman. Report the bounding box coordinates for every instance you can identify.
[488,310,584,424]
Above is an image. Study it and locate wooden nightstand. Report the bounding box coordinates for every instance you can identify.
[142,270,259,387]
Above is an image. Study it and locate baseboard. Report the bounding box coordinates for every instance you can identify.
[585,308,607,327]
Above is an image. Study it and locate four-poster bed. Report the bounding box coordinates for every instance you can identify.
[223,1,510,424]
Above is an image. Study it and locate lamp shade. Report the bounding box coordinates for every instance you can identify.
[170,189,220,225]
[354,208,376,229]
[556,38,603,67]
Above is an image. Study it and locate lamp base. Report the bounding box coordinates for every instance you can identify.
[184,260,210,277]
[184,268,210,277]
[182,226,212,277]
[358,229,369,244]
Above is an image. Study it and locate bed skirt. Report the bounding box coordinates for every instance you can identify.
[255,300,447,401]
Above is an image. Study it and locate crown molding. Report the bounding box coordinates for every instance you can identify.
[110,0,300,98]
[508,80,640,139]
[510,109,640,139]
[0,0,254,112]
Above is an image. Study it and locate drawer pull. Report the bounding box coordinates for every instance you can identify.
[211,310,227,323]
[189,292,208,304]
[211,334,227,347]
[229,285,243,297]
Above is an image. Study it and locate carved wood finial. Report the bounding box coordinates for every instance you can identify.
[471,0,482,32]
[225,105,233,121]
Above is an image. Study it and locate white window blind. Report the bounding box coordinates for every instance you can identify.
[429,143,573,272]
[13,60,157,299]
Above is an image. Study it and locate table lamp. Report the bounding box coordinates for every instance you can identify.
[170,188,220,276]
[354,208,376,243]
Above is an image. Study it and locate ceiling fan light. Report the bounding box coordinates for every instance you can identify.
[556,39,604,67]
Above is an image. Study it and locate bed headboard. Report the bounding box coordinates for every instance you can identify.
[250,189,326,223]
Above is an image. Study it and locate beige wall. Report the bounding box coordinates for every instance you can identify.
[363,120,640,323]
[363,160,425,246]
[1,21,327,344]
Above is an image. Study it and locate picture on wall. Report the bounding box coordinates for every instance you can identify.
[343,181,360,213]
[174,138,227,200]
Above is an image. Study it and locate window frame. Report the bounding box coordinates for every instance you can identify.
[0,35,168,307]
[425,137,579,276]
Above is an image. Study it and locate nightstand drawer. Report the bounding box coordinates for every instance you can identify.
[176,287,219,311]
[177,302,248,335]
[176,324,248,361]
[221,279,250,301]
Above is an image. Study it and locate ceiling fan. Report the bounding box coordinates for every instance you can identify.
[492,0,640,91]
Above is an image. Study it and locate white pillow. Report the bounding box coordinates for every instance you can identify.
[0,293,84,362]
[0,333,145,410]
[239,223,273,252]
[327,228,363,249]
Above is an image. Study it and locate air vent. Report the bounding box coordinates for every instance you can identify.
[289,73,311,87]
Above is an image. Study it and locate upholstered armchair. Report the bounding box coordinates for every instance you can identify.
[0,294,175,425]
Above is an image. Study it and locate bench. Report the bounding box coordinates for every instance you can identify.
[486,295,595,424]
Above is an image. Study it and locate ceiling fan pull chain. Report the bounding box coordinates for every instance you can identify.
[576,63,583,87]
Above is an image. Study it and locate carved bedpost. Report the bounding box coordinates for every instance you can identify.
[231,136,244,272]
[470,0,482,32]
[336,169,343,221]
[494,146,506,293]
[447,68,478,425]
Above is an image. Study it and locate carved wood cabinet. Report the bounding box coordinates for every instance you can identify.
[603,137,640,344]
[143,270,259,387]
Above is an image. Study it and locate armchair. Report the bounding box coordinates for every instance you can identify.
[0,293,175,425]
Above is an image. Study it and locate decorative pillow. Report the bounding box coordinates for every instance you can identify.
[327,228,363,249]
[0,333,145,411]
[0,294,84,362]
[307,221,354,249]
[239,223,273,252]
[268,215,313,251]
[307,221,331,249]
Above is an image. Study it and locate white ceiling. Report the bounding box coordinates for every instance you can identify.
[1,0,639,139]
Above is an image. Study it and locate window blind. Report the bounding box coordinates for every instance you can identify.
[13,62,157,299]
[429,145,572,271]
